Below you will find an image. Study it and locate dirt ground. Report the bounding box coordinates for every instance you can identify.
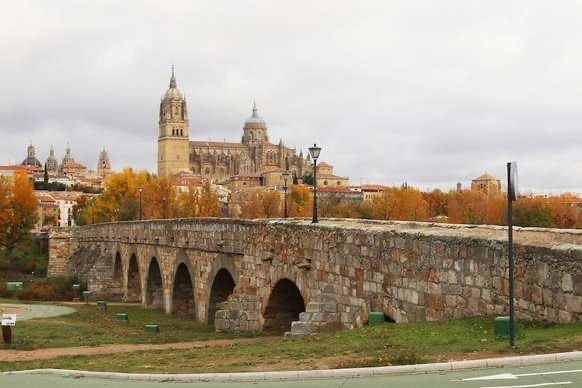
[0,306,30,315]
[0,337,279,362]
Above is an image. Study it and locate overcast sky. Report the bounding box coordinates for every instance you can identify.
[2,1,582,192]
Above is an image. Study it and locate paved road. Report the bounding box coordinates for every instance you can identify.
[3,361,582,388]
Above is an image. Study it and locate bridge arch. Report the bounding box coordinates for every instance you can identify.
[126,253,141,302]
[111,251,123,300]
[263,277,306,333]
[172,260,196,316]
[145,256,164,308]
[208,267,236,324]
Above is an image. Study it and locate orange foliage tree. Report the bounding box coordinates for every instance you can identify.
[2,172,38,251]
[288,185,312,217]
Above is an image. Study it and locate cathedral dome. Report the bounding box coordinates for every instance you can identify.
[22,156,42,168]
[164,86,183,100]
[244,102,266,127]
[21,144,42,168]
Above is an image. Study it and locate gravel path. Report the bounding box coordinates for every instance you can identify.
[0,303,75,321]
[0,337,277,362]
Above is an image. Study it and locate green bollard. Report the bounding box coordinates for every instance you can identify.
[96,300,107,311]
[82,291,92,305]
[72,284,81,302]
[144,325,160,333]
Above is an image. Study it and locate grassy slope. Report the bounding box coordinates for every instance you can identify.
[2,311,582,373]
[2,304,260,350]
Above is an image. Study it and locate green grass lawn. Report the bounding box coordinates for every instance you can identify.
[2,311,582,373]
[1,302,260,350]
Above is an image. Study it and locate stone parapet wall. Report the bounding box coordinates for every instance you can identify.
[51,218,582,333]
[47,227,73,278]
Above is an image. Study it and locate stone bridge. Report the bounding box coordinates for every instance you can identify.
[48,218,582,335]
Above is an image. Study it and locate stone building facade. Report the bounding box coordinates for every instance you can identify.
[157,69,319,184]
[97,148,111,177]
[471,172,502,195]
[50,218,582,337]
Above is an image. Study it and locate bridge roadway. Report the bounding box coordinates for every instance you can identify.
[48,218,582,335]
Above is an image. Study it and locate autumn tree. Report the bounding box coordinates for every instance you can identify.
[3,172,38,251]
[288,185,312,217]
[142,176,176,219]
[0,177,11,248]
[369,187,429,221]
[197,182,220,217]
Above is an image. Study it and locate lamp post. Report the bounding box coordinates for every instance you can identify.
[162,196,167,219]
[282,171,290,218]
[309,144,321,224]
[507,161,518,347]
[138,187,143,221]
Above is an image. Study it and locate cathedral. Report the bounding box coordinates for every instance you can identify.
[157,68,313,185]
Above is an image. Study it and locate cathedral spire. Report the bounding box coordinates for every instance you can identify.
[252,100,258,117]
[169,65,176,88]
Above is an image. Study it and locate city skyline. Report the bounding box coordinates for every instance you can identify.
[2,2,582,191]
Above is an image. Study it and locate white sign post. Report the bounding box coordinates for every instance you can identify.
[1,314,16,326]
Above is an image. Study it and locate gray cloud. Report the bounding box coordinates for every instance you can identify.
[2,1,582,192]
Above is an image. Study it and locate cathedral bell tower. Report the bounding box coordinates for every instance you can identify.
[157,66,190,177]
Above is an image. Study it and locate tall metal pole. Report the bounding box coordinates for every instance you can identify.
[163,197,167,219]
[507,162,515,347]
[284,183,288,218]
[312,159,318,223]
[139,190,143,221]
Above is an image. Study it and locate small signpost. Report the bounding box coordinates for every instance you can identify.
[507,161,518,347]
[1,314,16,345]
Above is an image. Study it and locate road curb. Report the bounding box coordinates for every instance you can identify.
[4,351,582,382]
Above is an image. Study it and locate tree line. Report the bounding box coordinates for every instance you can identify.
[76,171,582,229]
[75,168,220,224]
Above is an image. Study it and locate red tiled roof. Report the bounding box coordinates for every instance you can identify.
[313,186,357,193]
[359,185,387,191]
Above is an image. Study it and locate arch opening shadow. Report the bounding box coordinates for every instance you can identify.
[146,258,164,308]
[173,263,195,316]
[111,252,123,300]
[127,254,141,302]
[263,278,305,333]
[208,268,235,324]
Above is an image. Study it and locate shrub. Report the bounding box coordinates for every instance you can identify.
[16,277,77,301]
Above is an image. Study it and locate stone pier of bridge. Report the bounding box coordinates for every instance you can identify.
[48,218,582,336]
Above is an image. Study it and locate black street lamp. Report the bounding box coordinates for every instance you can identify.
[282,171,290,218]
[138,187,143,221]
[162,196,167,219]
[309,144,321,224]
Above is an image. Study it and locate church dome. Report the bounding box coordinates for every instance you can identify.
[244,102,266,127]
[21,144,42,168]
[164,86,183,100]
[21,156,42,168]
